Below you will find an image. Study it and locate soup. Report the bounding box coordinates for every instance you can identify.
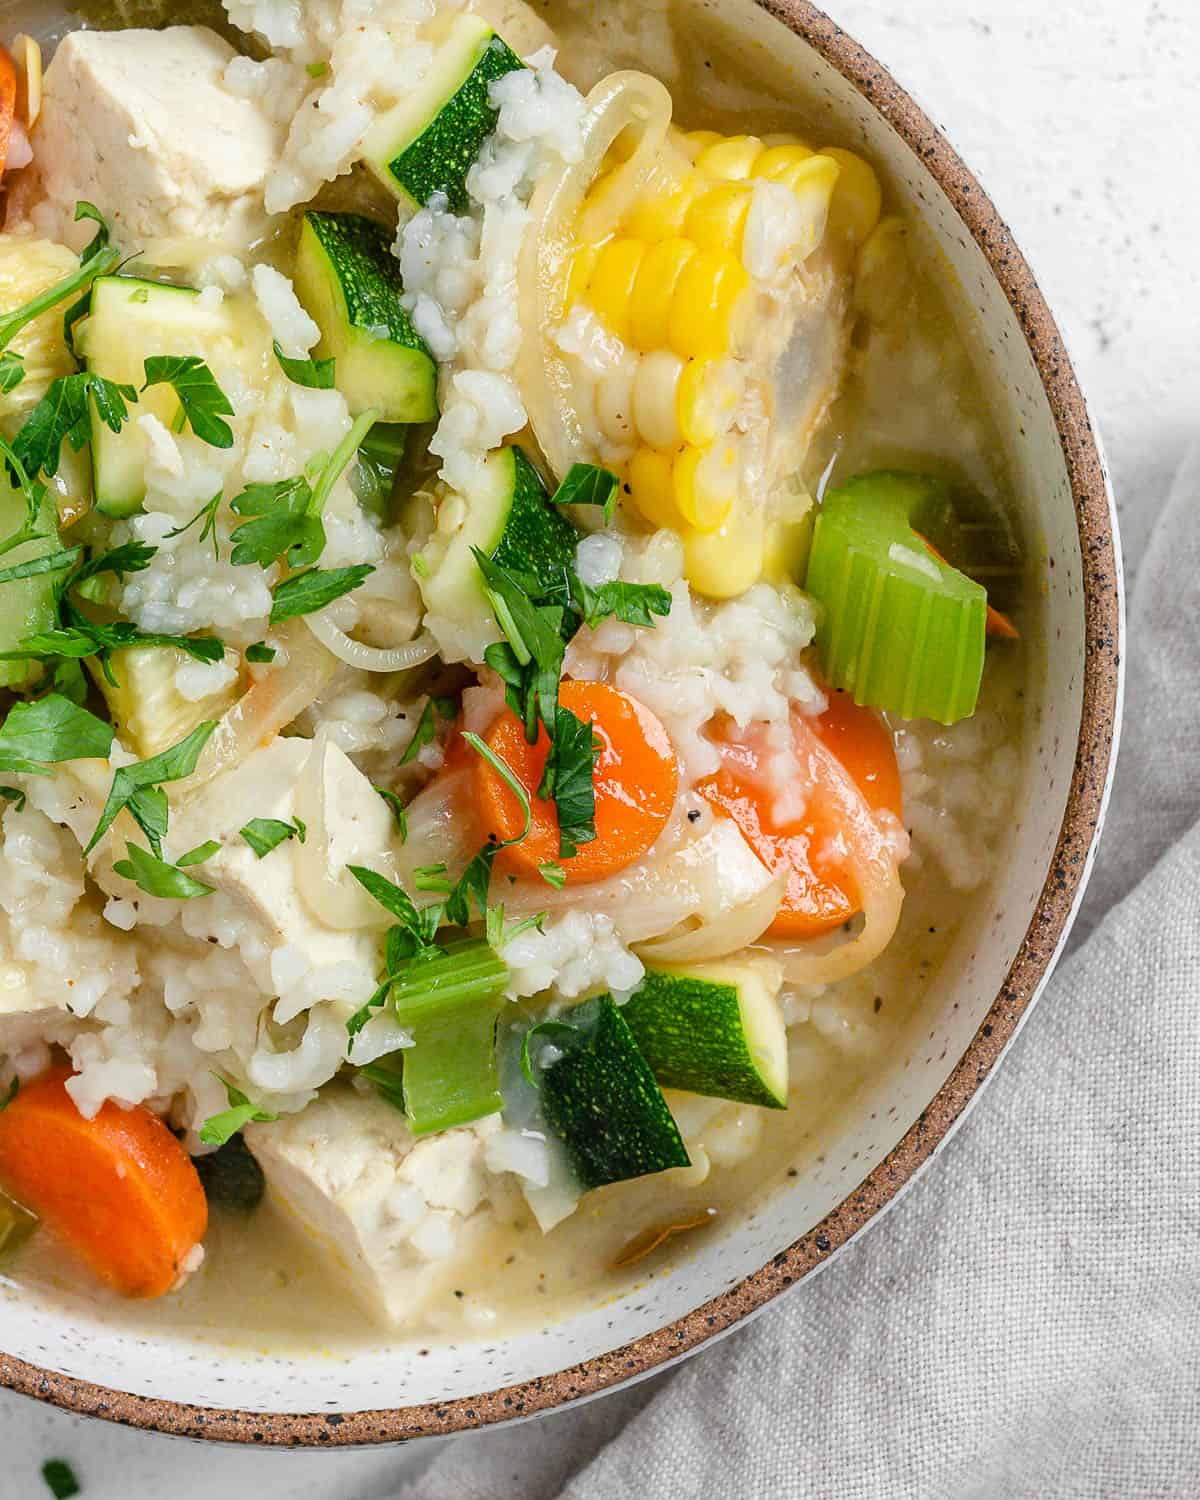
[0,0,1024,1348]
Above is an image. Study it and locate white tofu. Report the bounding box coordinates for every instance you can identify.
[31,28,281,251]
[246,1086,501,1327]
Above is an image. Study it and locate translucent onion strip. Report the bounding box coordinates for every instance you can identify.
[517,70,674,481]
[180,622,341,801]
[305,612,438,674]
[760,859,904,987]
[635,871,786,964]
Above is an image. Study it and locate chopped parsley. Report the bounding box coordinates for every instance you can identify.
[0,694,114,776]
[199,1076,279,1148]
[165,491,222,559]
[0,351,25,393]
[570,576,673,630]
[112,840,216,900]
[273,340,336,390]
[0,546,82,587]
[538,860,566,890]
[375,784,408,841]
[269,563,374,625]
[550,462,620,523]
[1,1075,18,1110]
[86,720,217,856]
[142,354,235,448]
[230,476,324,570]
[245,641,276,664]
[40,1459,81,1500]
[11,369,137,482]
[399,694,457,767]
[240,817,306,858]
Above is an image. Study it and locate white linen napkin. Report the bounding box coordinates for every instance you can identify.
[397,457,1200,1499]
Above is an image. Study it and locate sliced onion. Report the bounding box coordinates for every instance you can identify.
[636,871,787,964]
[180,623,340,801]
[292,729,396,931]
[517,70,674,480]
[304,612,437,674]
[760,860,904,986]
[392,766,476,886]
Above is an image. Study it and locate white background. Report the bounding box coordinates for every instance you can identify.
[4,1,1199,1495]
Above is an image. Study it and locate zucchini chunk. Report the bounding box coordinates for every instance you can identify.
[0,478,60,690]
[539,996,691,1190]
[362,12,525,214]
[89,644,239,760]
[294,212,438,424]
[416,444,578,648]
[78,275,237,518]
[620,962,789,1110]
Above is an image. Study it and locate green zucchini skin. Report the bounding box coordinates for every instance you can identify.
[540,997,690,1190]
[295,212,437,424]
[620,966,789,1111]
[492,447,579,592]
[387,34,525,213]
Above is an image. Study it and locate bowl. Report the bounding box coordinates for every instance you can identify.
[0,0,1122,1446]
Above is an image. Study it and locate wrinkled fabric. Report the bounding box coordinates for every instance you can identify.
[396,464,1200,1499]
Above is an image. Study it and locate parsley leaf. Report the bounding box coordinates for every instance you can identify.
[112,840,216,900]
[72,541,157,588]
[399,695,457,767]
[165,491,222,559]
[0,601,224,682]
[40,1458,81,1500]
[444,734,534,928]
[0,351,24,394]
[142,355,235,448]
[11,371,137,482]
[539,860,566,889]
[0,546,82,587]
[571,576,672,630]
[245,641,276,664]
[375,784,407,841]
[551,463,620,523]
[86,720,217,855]
[475,549,565,743]
[542,704,600,858]
[229,476,323,570]
[0,694,114,775]
[199,1076,278,1147]
[347,865,434,941]
[177,839,220,867]
[269,563,374,625]
[0,785,27,811]
[273,340,336,390]
[240,817,305,858]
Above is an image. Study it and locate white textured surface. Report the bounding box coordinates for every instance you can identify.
[2,0,1196,1492]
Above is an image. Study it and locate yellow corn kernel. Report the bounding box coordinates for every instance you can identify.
[566,243,600,309]
[683,501,766,598]
[820,146,883,247]
[752,142,815,188]
[783,153,843,260]
[760,132,807,149]
[596,364,637,447]
[673,442,739,531]
[684,182,755,254]
[623,173,702,242]
[632,350,685,450]
[586,238,648,345]
[676,357,744,446]
[667,249,750,360]
[629,238,698,351]
[696,135,764,181]
[628,446,683,530]
[680,129,723,161]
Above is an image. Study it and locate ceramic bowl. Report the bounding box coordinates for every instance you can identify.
[0,0,1122,1445]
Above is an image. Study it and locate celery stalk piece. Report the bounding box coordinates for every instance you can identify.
[0,1189,36,1257]
[383,939,509,1136]
[805,471,989,725]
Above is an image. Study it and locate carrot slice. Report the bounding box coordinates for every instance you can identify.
[697,693,902,940]
[474,679,678,884]
[0,48,16,178]
[0,1067,208,1298]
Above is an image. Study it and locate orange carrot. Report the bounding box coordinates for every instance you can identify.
[0,48,15,179]
[474,679,678,884]
[0,1067,208,1299]
[698,693,902,939]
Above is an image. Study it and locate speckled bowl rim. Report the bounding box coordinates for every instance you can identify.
[0,0,1122,1447]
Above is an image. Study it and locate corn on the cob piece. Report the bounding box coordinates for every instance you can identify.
[561,124,877,594]
[0,237,79,425]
